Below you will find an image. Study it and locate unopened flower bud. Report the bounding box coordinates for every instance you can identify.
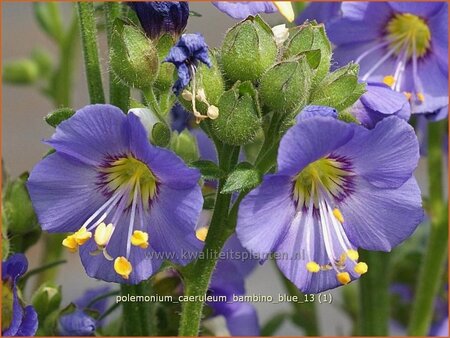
[221,16,277,82]
[110,20,159,89]
[3,59,39,84]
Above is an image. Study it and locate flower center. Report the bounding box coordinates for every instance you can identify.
[293,156,352,209]
[101,155,158,206]
[386,13,431,58]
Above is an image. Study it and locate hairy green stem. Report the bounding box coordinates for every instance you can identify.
[358,250,390,335]
[105,2,129,112]
[408,120,448,335]
[77,2,105,104]
[120,280,158,336]
[178,145,240,336]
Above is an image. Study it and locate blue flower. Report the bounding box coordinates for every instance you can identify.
[351,82,411,129]
[128,1,189,39]
[213,2,294,22]
[327,2,448,118]
[295,2,341,25]
[58,286,113,336]
[2,254,38,337]
[165,33,211,95]
[237,107,423,293]
[28,104,203,284]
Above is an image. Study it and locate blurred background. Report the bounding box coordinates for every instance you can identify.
[1,2,443,336]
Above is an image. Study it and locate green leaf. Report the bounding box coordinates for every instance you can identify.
[190,160,224,180]
[261,313,289,336]
[45,108,75,127]
[33,3,64,43]
[221,162,262,194]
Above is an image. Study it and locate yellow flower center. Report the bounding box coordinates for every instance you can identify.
[101,155,158,207]
[386,13,431,58]
[293,157,352,208]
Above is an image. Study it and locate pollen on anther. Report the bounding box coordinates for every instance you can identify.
[332,208,344,223]
[306,261,321,273]
[131,230,149,249]
[383,75,395,87]
[94,223,114,247]
[62,235,78,253]
[347,249,359,261]
[354,262,368,275]
[114,256,132,279]
[417,92,425,102]
[337,272,351,285]
[73,228,92,245]
[195,227,209,242]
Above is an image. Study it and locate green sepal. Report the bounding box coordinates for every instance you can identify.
[170,130,199,163]
[221,162,262,194]
[151,122,171,148]
[45,108,75,127]
[221,15,277,82]
[31,282,62,323]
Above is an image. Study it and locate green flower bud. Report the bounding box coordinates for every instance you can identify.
[45,108,75,128]
[211,81,262,146]
[154,34,176,92]
[310,63,366,112]
[32,283,62,322]
[178,52,225,116]
[259,56,313,114]
[110,20,159,89]
[283,22,332,86]
[3,59,39,85]
[170,130,199,163]
[221,16,277,82]
[3,173,38,235]
[31,48,53,78]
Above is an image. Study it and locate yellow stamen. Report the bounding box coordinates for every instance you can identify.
[306,261,320,273]
[72,228,92,245]
[354,262,368,275]
[332,208,344,223]
[273,1,294,22]
[62,235,78,253]
[131,230,149,249]
[195,227,209,242]
[404,92,412,100]
[347,249,359,261]
[337,272,351,285]
[383,75,396,87]
[114,256,132,279]
[94,223,114,247]
[338,253,347,265]
[417,92,425,102]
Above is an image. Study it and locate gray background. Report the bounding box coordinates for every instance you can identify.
[2,2,430,335]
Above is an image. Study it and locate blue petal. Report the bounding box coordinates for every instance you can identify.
[237,175,296,263]
[340,176,423,251]
[336,117,419,189]
[59,310,96,336]
[213,2,277,20]
[388,2,445,17]
[2,254,28,281]
[16,306,38,337]
[277,116,354,176]
[46,104,129,166]
[27,153,106,232]
[296,105,338,122]
[295,2,342,25]
[211,300,260,336]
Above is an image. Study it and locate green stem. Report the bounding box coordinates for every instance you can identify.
[77,2,105,104]
[35,233,66,287]
[178,145,240,336]
[105,2,129,112]
[408,120,448,335]
[120,280,158,336]
[143,88,170,129]
[278,267,319,336]
[358,250,390,335]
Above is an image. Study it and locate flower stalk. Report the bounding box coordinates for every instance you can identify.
[178,144,240,336]
[408,120,448,335]
[77,2,105,104]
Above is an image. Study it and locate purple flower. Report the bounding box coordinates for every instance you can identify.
[237,107,423,293]
[328,2,448,117]
[295,2,341,25]
[2,254,38,337]
[58,286,112,336]
[351,82,411,129]
[127,1,189,39]
[213,2,294,22]
[165,33,211,95]
[28,104,203,284]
